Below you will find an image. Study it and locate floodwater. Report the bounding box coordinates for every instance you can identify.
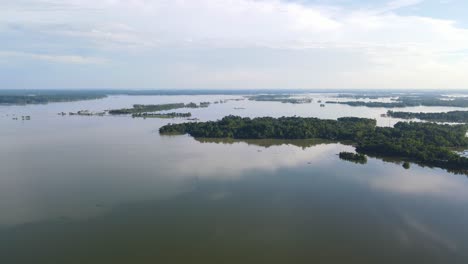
[1,94,468,263]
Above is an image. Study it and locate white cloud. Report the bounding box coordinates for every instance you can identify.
[0,51,106,64]
[1,0,468,88]
[384,0,424,11]
[3,0,465,52]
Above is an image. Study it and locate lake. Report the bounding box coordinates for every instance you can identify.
[1,94,468,263]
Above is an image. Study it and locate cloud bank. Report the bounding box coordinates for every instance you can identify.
[1,0,468,89]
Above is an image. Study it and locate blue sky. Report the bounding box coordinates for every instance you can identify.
[1,0,468,89]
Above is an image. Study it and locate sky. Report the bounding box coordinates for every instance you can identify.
[1,0,468,90]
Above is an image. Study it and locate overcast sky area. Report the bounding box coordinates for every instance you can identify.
[1,0,468,89]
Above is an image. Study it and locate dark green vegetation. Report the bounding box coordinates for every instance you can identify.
[109,103,185,114]
[109,102,208,115]
[132,112,191,119]
[403,161,411,169]
[160,116,468,173]
[160,116,377,139]
[339,152,367,164]
[247,94,313,104]
[387,110,468,123]
[327,95,468,108]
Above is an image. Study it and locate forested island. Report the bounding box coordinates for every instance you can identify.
[387,110,468,123]
[160,115,468,173]
[132,112,191,119]
[108,102,209,115]
[339,152,367,164]
[327,95,468,108]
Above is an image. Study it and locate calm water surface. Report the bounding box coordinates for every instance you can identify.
[1,95,468,263]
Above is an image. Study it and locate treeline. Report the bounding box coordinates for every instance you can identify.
[109,102,209,115]
[247,94,313,104]
[160,115,468,173]
[326,101,409,108]
[387,110,468,123]
[0,94,106,105]
[327,96,468,108]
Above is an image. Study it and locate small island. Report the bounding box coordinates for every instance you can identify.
[403,161,411,169]
[339,152,367,164]
[160,115,468,173]
[68,110,106,116]
[11,115,31,121]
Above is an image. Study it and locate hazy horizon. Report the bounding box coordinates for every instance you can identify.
[2,88,468,92]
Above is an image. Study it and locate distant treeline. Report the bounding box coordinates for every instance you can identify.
[387,110,468,123]
[109,102,210,115]
[327,96,468,108]
[160,115,468,173]
[0,94,106,105]
[0,89,356,97]
[326,101,408,108]
[247,94,313,104]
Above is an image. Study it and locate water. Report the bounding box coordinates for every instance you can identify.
[1,95,468,263]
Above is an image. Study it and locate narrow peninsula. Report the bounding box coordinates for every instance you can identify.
[326,95,468,108]
[387,110,468,123]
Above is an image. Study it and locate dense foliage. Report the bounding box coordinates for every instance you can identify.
[403,161,411,169]
[339,152,367,164]
[355,122,468,171]
[160,115,468,172]
[160,115,376,140]
[387,110,468,123]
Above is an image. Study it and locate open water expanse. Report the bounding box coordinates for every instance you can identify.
[1,94,468,263]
